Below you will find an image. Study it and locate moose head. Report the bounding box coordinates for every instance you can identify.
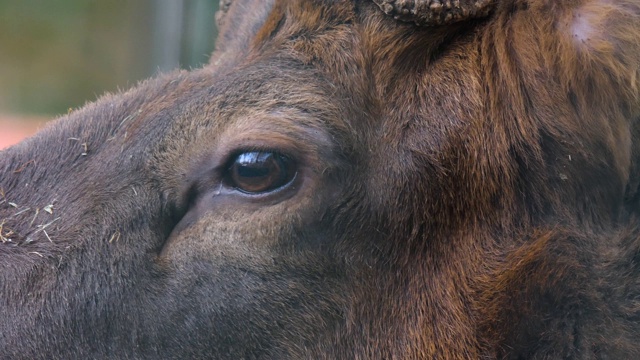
[2,0,640,358]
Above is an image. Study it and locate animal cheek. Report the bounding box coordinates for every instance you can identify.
[159,207,286,266]
[160,166,333,259]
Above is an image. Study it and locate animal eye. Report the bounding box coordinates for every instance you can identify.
[227,151,296,194]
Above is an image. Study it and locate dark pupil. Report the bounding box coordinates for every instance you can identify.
[230,152,292,193]
[236,153,272,178]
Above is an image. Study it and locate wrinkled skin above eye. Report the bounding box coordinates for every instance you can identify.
[227,151,296,194]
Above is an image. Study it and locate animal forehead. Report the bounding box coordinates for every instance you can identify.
[268,0,356,28]
[151,62,352,164]
[249,0,359,49]
[205,61,345,126]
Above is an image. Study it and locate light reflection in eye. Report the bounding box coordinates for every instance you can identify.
[228,151,296,194]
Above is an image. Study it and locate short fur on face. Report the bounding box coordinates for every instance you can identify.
[1,0,640,358]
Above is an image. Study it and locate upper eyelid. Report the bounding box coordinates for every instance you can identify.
[218,148,295,172]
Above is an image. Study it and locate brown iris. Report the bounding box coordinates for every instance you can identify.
[227,151,296,194]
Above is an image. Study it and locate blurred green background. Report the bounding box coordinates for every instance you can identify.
[0,0,219,117]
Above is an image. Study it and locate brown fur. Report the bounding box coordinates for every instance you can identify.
[1,0,640,358]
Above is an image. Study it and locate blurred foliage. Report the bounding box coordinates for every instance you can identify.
[0,0,217,117]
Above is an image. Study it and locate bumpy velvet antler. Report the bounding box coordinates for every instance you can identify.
[373,0,495,26]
